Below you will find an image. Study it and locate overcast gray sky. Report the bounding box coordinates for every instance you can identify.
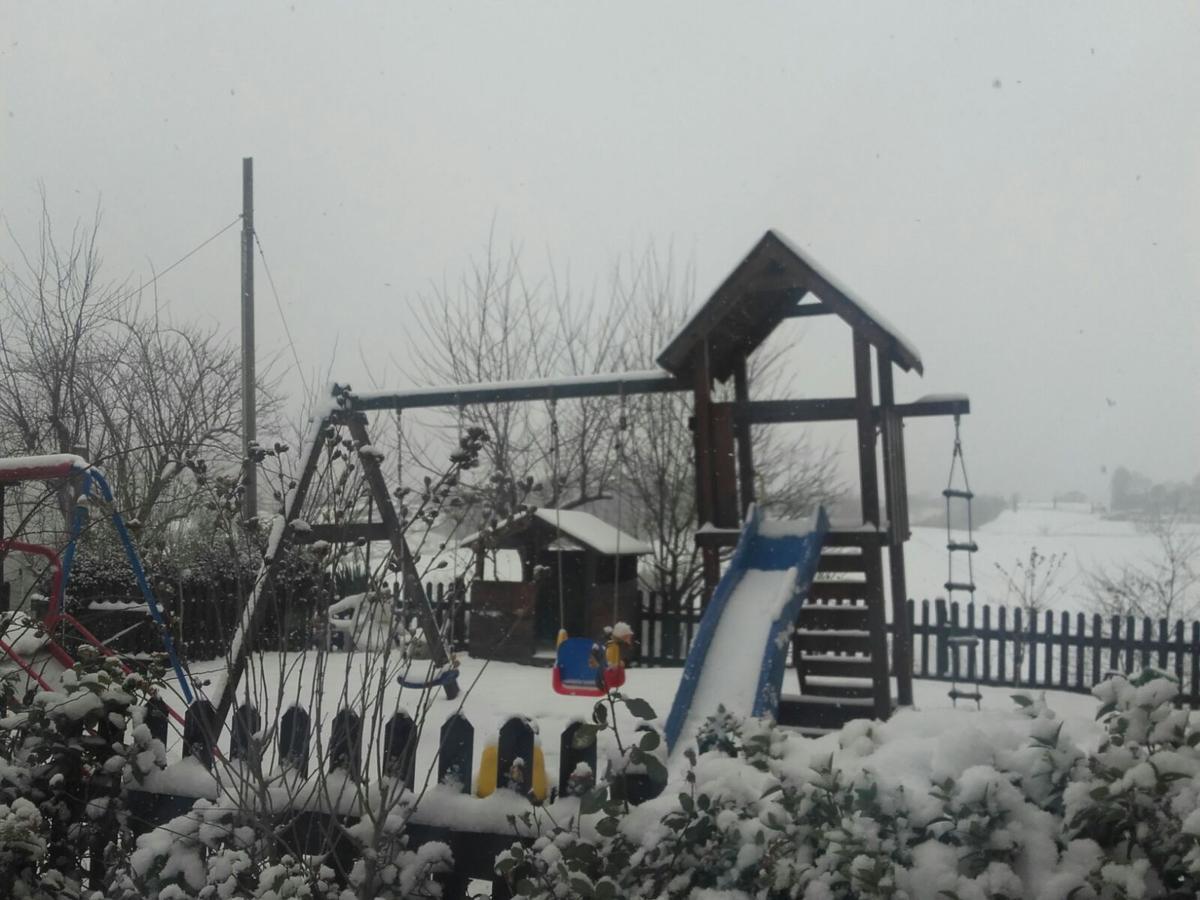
[2,1,1197,501]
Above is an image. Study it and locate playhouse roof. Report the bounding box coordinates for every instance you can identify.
[656,229,924,382]
[464,508,653,556]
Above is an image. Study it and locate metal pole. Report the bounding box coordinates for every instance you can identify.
[241,157,257,521]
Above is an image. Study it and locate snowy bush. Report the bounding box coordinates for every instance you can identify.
[0,646,169,899]
[498,671,1200,899]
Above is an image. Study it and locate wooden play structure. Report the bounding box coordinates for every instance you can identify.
[463,507,652,662]
[655,230,969,729]
[215,229,969,735]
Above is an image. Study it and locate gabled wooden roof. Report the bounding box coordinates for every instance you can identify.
[656,230,923,381]
[463,508,653,556]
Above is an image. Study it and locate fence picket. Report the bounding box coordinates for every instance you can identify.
[997,606,1007,683]
[438,713,474,792]
[1028,610,1038,686]
[329,709,363,778]
[1193,623,1200,705]
[1080,614,1089,691]
[559,721,598,798]
[384,711,417,786]
[280,706,312,776]
[920,599,930,676]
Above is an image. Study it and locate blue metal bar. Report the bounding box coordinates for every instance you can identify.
[89,471,194,704]
[57,471,92,614]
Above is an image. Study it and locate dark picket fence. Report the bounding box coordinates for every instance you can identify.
[122,699,663,899]
[67,577,1200,704]
[908,598,1200,705]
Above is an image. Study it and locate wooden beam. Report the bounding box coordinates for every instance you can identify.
[894,396,970,419]
[734,398,858,424]
[293,522,391,545]
[345,371,688,413]
[693,528,741,550]
[779,303,834,319]
[343,413,452,673]
[217,415,329,726]
[731,395,970,426]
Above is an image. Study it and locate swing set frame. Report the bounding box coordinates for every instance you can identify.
[215,228,973,731]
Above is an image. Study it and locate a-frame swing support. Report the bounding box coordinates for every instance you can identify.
[216,408,461,726]
[215,376,687,727]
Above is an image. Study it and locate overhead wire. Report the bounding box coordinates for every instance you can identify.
[126,215,244,301]
[253,230,314,400]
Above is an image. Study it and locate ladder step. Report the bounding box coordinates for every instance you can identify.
[944,581,976,593]
[943,488,974,500]
[946,541,978,553]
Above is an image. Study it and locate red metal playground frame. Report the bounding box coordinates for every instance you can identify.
[0,455,190,723]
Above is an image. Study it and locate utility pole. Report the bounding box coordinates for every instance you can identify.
[241,157,257,522]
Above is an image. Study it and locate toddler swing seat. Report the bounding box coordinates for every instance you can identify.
[552,635,625,697]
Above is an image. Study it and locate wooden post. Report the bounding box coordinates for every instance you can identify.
[852,334,880,525]
[343,413,455,685]
[691,345,721,598]
[732,357,756,517]
[877,356,912,706]
[216,415,329,727]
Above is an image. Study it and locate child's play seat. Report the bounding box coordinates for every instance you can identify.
[552,636,625,697]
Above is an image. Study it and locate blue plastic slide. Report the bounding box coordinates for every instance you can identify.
[664,506,827,752]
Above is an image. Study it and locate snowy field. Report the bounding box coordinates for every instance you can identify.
[421,503,1194,618]
[167,652,1103,788]
[900,503,1196,613]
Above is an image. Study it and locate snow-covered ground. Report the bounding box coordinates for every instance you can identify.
[169,652,1101,793]
[901,503,1197,613]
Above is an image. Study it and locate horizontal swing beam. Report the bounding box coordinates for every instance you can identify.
[341,370,690,413]
[294,522,391,544]
[779,302,835,319]
[732,396,970,425]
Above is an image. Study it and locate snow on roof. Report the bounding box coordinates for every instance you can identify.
[464,508,653,556]
[769,230,923,373]
[532,508,652,556]
[657,229,923,378]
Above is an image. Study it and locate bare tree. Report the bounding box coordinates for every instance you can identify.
[404,236,631,525]
[994,545,1069,682]
[403,238,843,605]
[0,197,274,536]
[615,245,843,605]
[1086,516,1200,621]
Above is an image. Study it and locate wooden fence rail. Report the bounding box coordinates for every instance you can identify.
[907,598,1200,704]
[66,582,1200,702]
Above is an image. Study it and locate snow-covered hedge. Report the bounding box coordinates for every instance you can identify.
[499,671,1200,899]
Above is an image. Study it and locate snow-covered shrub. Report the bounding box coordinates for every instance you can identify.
[0,646,169,899]
[499,671,1200,900]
